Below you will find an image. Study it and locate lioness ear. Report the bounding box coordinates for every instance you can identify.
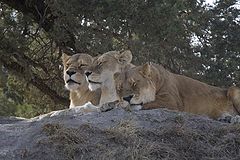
[116,50,132,64]
[62,53,71,63]
[140,63,151,78]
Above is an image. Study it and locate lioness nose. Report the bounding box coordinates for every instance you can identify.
[85,71,92,77]
[123,95,133,103]
[66,70,76,76]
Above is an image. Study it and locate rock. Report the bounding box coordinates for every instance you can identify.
[0,108,240,160]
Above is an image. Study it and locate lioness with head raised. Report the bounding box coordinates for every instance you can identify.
[85,50,134,106]
[115,62,240,122]
[62,53,101,108]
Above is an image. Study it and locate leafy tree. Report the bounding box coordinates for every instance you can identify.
[0,0,239,117]
[192,0,240,87]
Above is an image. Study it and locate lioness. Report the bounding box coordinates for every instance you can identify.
[114,62,240,121]
[85,50,134,106]
[62,53,101,108]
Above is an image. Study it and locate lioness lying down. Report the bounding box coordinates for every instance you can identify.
[115,63,240,121]
[62,53,101,108]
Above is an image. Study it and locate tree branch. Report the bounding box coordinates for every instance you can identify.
[0,58,69,107]
[0,0,76,50]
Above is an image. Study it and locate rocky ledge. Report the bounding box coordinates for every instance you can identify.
[1,108,240,160]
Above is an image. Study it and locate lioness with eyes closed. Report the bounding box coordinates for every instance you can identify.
[62,53,101,108]
[85,50,134,106]
[114,62,240,122]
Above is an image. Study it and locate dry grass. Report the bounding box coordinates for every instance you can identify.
[38,116,240,160]
[41,123,88,160]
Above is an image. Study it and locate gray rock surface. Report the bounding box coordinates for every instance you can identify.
[1,108,240,160]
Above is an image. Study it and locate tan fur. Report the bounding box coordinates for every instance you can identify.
[85,50,134,106]
[227,86,240,114]
[62,53,101,108]
[115,63,240,119]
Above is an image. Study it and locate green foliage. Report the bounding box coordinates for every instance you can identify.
[0,89,16,116]
[49,0,202,66]
[192,0,240,86]
[15,104,37,118]
[0,0,239,117]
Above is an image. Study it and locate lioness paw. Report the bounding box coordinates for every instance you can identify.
[100,100,129,112]
[50,109,74,117]
[218,114,240,124]
[218,115,232,123]
[100,101,119,112]
[50,102,99,117]
[70,102,100,113]
[230,115,240,124]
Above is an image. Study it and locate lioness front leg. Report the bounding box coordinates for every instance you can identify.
[50,102,100,117]
[142,101,166,110]
[142,97,181,111]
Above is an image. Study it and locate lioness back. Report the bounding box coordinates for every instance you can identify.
[115,62,240,120]
[173,73,232,119]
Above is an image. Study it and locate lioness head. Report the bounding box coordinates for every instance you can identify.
[114,63,156,106]
[85,50,132,91]
[62,53,93,91]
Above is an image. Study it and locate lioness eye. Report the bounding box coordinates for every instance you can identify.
[79,64,87,68]
[66,63,70,68]
[132,82,136,87]
[98,62,103,66]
